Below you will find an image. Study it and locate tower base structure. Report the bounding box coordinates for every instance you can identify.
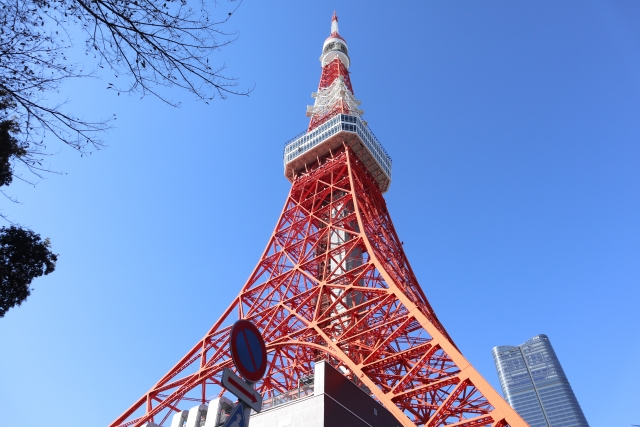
[110,148,527,427]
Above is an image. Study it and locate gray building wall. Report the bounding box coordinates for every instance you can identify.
[250,362,400,427]
[492,334,589,427]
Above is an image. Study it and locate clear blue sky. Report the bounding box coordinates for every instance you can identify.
[1,2,639,426]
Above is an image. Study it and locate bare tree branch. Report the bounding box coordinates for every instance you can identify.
[0,0,246,187]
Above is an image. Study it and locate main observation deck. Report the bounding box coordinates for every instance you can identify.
[283,114,392,193]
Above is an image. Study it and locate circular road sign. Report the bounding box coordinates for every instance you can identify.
[229,320,267,382]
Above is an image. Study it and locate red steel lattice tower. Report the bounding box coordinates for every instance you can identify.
[111,13,529,427]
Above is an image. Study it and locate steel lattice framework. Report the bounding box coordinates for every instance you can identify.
[110,13,529,427]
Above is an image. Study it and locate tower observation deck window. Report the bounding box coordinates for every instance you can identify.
[323,41,349,56]
[283,114,392,193]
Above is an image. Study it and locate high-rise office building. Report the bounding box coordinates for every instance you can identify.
[492,334,589,427]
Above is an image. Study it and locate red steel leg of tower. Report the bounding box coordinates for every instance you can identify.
[109,147,527,427]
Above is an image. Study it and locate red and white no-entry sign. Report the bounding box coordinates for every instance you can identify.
[229,320,267,383]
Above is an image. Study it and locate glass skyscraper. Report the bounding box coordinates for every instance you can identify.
[492,334,589,427]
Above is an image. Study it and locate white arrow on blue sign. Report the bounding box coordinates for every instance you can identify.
[222,367,263,413]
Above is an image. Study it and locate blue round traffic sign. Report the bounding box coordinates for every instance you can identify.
[229,320,267,382]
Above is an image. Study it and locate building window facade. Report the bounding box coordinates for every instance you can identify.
[492,334,589,427]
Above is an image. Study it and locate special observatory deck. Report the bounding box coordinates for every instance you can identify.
[283,114,392,193]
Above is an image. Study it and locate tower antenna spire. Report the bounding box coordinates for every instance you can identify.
[331,10,339,33]
[306,12,357,131]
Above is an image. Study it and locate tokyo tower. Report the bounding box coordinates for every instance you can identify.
[111,13,528,427]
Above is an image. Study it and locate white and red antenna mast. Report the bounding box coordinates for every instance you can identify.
[307,12,363,131]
